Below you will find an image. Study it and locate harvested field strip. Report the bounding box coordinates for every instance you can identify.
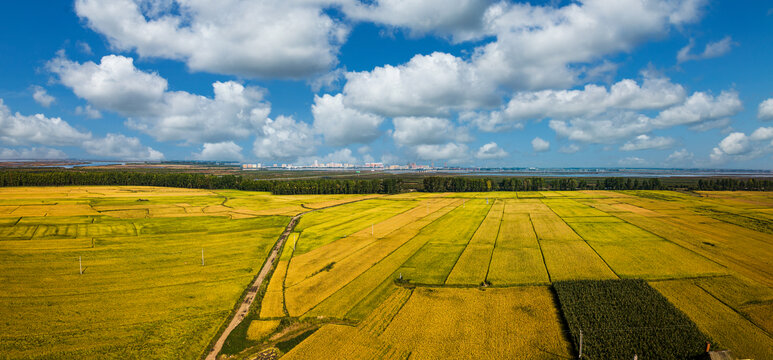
[289,201,463,317]
[445,201,504,284]
[284,199,455,286]
[652,280,773,359]
[540,240,617,281]
[302,201,464,319]
[554,279,711,360]
[357,287,412,336]
[496,212,538,248]
[379,287,572,359]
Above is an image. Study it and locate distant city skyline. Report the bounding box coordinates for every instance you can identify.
[1,1,772,168]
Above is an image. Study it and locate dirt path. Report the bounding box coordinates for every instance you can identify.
[205,214,300,360]
[204,196,379,360]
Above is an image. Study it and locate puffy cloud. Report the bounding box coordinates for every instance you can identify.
[751,127,773,141]
[618,156,648,166]
[0,99,91,146]
[710,127,773,164]
[75,105,102,119]
[0,147,68,160]
[82,133,164,161]
[550,90,742,144]
[193,142,244,161]
[550,111,651,144]
[392,116,470,147]
[253,116,316,162]
[312,94,384,146]
[665,148,694,164]
[469,74,685,131]
[531,137,550,152]
[475,142,507,159]
[343,52,499,117]
[471,0,706,89]
[342,0,490,37]
[653,91,742,128]
[32,86,55,107]
[758,98,773,120]
[413,143,469,163]
[49,55,271,143]
[74,0,349,78]
[677,36,735,63]
[620,135,676,151]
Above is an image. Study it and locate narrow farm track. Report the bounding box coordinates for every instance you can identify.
[205,214,300,360]
[204,197,379,360]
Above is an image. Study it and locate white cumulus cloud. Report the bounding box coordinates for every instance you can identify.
[82,133,164,161]
[74,0,349,78]
[620,135,676,151]
[0,147,68,160]
[193,142,244,161]
[531,137,550,152]
[253,116,316,162]
[758,98,773,121]
[710,127,773,164]
[392,116,471,147]
[32,86,55,107]
[48,54,271,143]
[677,36,735,63]
[0,99,91,146]
[312,94,384,146]
[475,142,507,159]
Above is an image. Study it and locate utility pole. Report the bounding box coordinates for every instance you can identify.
[578,330,583,359]
[371,223,374,236]
[201,248,204,266]
[79,256,82,275]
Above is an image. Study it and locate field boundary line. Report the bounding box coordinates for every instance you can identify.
[281,234,298,317]
[690,280,773,339]
[541,199,620,279]
[442,200,493,285]
[302,200,465,318]
[610,209,731,271]
[531,213,553,284]
[483,200,505,283]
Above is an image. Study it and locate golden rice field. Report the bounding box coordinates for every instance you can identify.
[2,187,773,359]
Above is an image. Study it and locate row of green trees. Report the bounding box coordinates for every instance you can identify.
[0,171,403,195]
[423,176,666,192]
[696,178,772,191]
[424,176,772,191]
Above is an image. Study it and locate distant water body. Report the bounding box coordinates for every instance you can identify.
[446,169,773,178]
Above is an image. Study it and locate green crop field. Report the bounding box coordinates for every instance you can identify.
[2,187,773,359]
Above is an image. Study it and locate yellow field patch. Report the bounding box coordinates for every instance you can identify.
[246,320,280,341]
[487,247,549,285]
[379,287,572,359]
[652,280,773,360]
[589,241,727,279]
[568,221,662,242]
[530,213,581,241]
[540,240,617,281]
[284,199,455,286]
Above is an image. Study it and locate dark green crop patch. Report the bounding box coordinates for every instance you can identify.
[553,279,711,360]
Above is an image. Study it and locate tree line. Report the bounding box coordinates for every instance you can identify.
[1,171,769,194]
[0,171,403,194]
[423,176,772,192]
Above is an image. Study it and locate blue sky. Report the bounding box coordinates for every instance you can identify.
[0,0,772,168]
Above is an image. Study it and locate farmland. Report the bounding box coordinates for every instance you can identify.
[1,187,772,359]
